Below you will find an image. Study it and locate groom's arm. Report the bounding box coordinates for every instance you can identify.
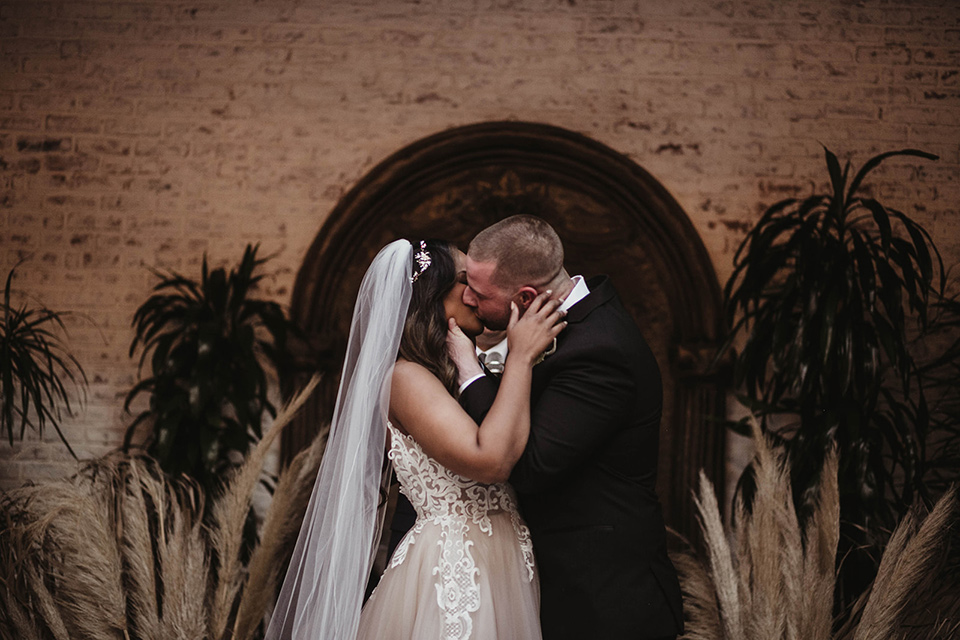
[509,346,637,495]
[458,372,499,423]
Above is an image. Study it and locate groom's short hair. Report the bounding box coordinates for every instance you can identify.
[469,215,563,289]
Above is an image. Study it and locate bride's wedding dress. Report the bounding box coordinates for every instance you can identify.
[357,422,542,640]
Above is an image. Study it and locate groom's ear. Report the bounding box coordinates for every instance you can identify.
[515,286,539,310]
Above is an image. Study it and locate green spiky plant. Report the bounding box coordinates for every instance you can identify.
[124,244,296,505]
[0,264,86,456]
[911,293,960,497]
[721,147,945,605]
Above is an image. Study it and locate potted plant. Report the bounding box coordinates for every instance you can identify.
[721,147,945,603]
[911,292,960,497]
[124,244,298,505]
[0,264,86,456]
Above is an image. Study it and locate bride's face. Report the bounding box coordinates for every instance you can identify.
[444,249,484,338]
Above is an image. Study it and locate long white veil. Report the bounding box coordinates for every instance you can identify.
[265,239,413,640]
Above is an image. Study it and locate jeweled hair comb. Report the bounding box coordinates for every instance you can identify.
[411,240,432,283]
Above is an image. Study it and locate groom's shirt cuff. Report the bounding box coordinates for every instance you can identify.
[458,372,486,394]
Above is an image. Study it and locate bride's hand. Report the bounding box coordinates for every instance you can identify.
[447,318,483,385]
[507,291,567,366]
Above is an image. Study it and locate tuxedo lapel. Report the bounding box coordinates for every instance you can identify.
[531,277,612,393]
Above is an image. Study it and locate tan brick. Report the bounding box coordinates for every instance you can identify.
[102,117,163,137]
[16,135,72,153]
[44,154,100,172]
[921,88,960,104]
[112,3,175,22]
[0,38,60,56]
[262,24,325,45]
[194,24,258,43]
[75,137,133,157]
[0,73,53,92]
[914,8,960,29]
[45,115,101,134]
[139,23,195,42]
[884,105,960,127]
[0,2,58,20]
[76,95,136,115]
[884,27,943,46]
[0,115,43,131]
[45,194,98,210]
[22,56,83,75]
[58,2,117,20]
[912,48,960,67]
[182,3,294,23]
[826,103,879,119]
[893,66,941,85]
[18,19,83,39]
[909,123,960,144]
[83,21,139,39]
[50,76,113,95]
[856,44,912,65]
[19,93,76,112]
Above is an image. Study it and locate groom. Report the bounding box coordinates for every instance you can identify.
[458,215,683,639]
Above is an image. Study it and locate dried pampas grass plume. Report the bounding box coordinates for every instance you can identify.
[668,529,723,640]
[852,485,959,640]
[675,417,959,640]
[0,375,323,640]
[208,373,321,640]
[232,421,330,640]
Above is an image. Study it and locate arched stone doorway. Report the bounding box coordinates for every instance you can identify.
[284,121,726,541]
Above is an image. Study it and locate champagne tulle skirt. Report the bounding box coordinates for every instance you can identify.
[357,511,542,640]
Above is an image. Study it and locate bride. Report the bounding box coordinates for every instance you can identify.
[266,239,565,640]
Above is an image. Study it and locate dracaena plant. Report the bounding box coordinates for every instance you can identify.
[0,264,86,456]
[124,244,296,502]
[721,147,945,605]
[910,293,960,497]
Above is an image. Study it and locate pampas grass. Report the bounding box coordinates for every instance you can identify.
[673,418,960,640]
[6,378,956,640]
[232,420,329,640]
[1,481,128,640]
[0,375,322,640]
[207,374,320,640]
[849,485,960,640]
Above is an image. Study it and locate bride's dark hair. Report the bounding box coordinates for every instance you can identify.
[398,239,461,396]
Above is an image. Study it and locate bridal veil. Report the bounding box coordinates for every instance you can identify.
[265,239,413,640]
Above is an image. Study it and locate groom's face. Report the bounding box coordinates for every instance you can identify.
[463,256,516,331]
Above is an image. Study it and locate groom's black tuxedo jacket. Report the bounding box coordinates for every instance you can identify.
[461,276,683,639]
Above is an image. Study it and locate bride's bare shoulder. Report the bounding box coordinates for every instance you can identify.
[390,359,453,428]
[392,358,439,386]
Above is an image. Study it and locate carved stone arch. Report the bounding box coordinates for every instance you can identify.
[284,121,727,540]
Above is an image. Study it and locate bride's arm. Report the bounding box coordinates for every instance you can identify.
[389,293,564,484]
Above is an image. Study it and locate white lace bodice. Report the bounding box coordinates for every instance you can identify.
[385,421,535,640]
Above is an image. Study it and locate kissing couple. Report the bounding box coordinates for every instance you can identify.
[266,215,683,640]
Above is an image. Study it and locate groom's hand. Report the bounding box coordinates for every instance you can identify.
[447,317,484,386]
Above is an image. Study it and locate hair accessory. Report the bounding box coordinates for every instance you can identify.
[411,240,432,283]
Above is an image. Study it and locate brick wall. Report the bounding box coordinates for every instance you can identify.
[1,0,958,489]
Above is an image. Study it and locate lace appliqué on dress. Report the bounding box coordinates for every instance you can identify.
[386,423,534,639]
